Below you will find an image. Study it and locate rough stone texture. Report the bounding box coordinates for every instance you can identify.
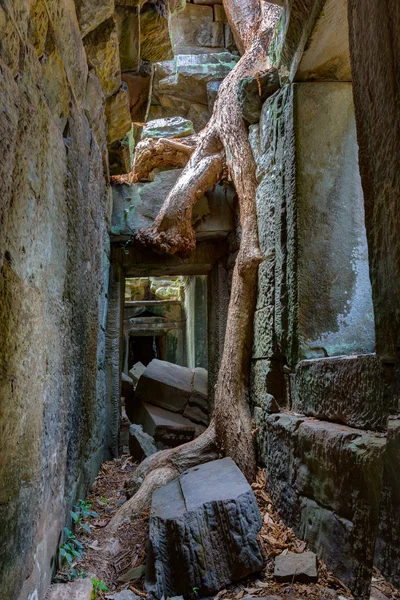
[347,0,400,363]
[274,551,318,583]
[75,0,114,37]
[129,361,146,385]
[135,359,192,413]
[294,354,388,431]
[142,116,194,139]
[45,578,93,600]
[171,4,224,55]
[129,423,158,460]
[374,420,400,589]
[84,17,121,98]
[116,6,140,72]
[250,359,285,410]
[252,83,375,367]
[295,83,374,361]
[105,83,132,144]
[183,403,208,425]
[237,69,280,124]
[131,401,195,447]
[111,169,233,241]
[146,458,263,597]
[140,5,173,62]
[157,52,238,105]
[114,591,142,600]
[0,5,111,599]
[295,0,351,81]
[263,414,386,600]
[122,372,134,396]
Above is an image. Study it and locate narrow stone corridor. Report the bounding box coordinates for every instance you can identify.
[1,1,400,600]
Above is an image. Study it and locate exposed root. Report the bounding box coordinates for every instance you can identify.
[107,425,218,533]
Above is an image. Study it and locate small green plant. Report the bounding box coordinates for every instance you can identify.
[70,499,100,533]
[90,578,109,599]
[99,496,108,505]
[192,587,199,596]
[59,528,84,580]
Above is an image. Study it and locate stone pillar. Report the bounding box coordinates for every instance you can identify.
[106,247,125,457]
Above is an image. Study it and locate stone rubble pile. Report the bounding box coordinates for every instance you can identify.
[121,359,209,455]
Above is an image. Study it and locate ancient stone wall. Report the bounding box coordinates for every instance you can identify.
[250,2,395,598]
[0,1,119,598]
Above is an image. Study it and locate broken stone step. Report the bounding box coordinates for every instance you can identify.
[131,401,195,447]
[146,458,263,598]
[274,551,318,583]
[129,423,158,461]
[45,578,92,600]
[128,361,146,386]
[135,358,193,413]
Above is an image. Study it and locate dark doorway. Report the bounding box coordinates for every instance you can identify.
[128,335,166,368]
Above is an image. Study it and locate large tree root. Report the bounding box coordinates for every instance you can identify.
[109,0,281,526]
[107,425,218,532]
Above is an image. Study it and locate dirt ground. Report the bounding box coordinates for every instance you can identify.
[55,456,400,600]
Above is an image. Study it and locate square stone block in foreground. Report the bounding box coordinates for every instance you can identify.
[146,458,263,597]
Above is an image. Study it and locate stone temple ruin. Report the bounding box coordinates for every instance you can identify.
[0,1,400,600]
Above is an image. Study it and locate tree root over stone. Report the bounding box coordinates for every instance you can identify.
[108,0,282,531]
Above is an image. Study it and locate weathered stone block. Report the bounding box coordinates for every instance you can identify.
[263,413,386,600]
[274,551,317,583]
[129,423,157,460]
[158,53,238,105]
[294,82,374,361]
[135,359,192,413]
[131,401,195,447]
[374,420,400,589]
[75,0,114,37]
[84,17,121,98]
[46,578,93,599]
[237,69,280,125]
[121,372,134,396]
[129,361,146,385]
[142,116,194,139]
[105,83,132,144]
[146,458,263,597]
[116,6,140,72]
[140,6,173,62]
[294,354,388,431]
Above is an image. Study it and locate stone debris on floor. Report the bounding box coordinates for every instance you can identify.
[45,578,93,600]
[50,457,400,600]
[274,551,318,583]
[122,359,210,451]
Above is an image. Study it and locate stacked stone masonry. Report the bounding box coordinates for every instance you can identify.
[250,2,399,599]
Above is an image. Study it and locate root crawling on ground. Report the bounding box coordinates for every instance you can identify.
[109,0,282,526]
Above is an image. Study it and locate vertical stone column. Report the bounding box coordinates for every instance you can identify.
[106,247,125,457]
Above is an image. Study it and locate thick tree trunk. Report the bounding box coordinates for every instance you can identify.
[108,0,280,531]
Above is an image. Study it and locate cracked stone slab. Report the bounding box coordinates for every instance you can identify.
[146,458,263,597]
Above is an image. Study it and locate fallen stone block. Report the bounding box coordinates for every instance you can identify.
[183,402,208,425]
[128,361,146,386]
[135,359,193,413]
[142,116,194,139]
[121,372,134,397]
[129,423,158,461]
[45,578,92,600]
[274,551,318,583]
[131,401,195,447]
[146,458,263,597]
